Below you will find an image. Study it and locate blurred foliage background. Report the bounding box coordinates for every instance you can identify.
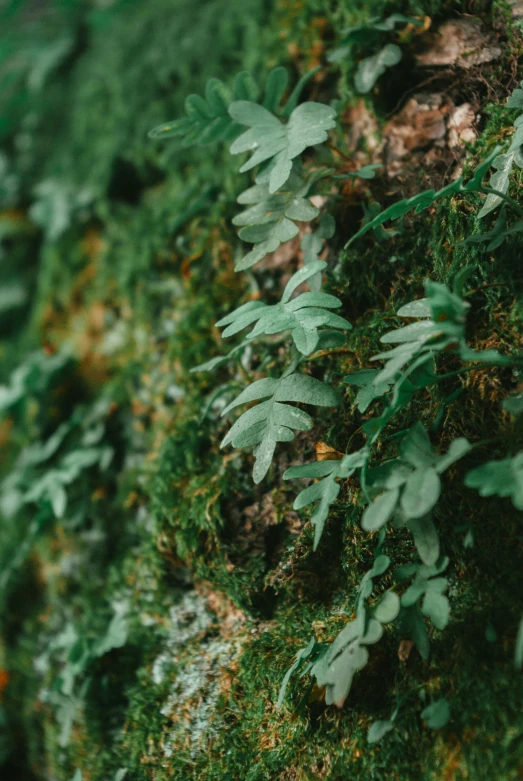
[0,0,522,779]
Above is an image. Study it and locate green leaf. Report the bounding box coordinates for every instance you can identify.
[458,208,523,252]
[367,718,395,744]
[218,263,350,355]
[422,589,449,630]
[368,281,474,415]
[310,476,341,549]
[407,514,440,567]
[229,101,336,193]
[284,461,338,480]
[435,437,471,473]
[303,541,392,708]
[221,378,278,416]
[276,374,339,406]
[233,71,260,102]
[399,560,449,631]
[221,370,338,483]
[401,604,430,660]
[329,13,422,64]
[401,468,441,519]
[149,79,236,144]
[93,610,129,657]
[421,698,450,729]
[355,44,402,94]
[263,67,289,113]
[400,423,435,469]
[345,179,463,246]
[277,638,317,709]
[148,71,264,146]
[286,448,367,549]
[362,488,399,531]
[374,590,400,624]
[503,392,523,417]
[465,452,523,510]
[233,170,319,270]
[478,152,515,219]
[380,320,437,344]
[25,472,68,518]
[325,643,369,708]
[345,369,380,387]
[370,554,391,577]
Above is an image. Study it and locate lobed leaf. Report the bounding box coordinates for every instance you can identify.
[229,101,336,193]
[221,369,339,483]
[465,452,523,510]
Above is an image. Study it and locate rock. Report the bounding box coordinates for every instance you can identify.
[447,103,477,149]
[415,19,501,69]
[382,92,477,176]
[509,0,523,19]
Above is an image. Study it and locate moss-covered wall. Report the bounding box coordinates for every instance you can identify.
[0,0,522,779]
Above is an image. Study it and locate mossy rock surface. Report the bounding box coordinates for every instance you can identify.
[0,1,522,779]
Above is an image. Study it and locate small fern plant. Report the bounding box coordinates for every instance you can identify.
[151,67,523,735]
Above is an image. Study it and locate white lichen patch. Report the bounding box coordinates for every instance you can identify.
[152,591,242,758]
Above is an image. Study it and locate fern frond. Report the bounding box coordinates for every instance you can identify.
[229,101,336,193]
[216,261,351,354]
[232,167,320,270]
[284,448,367,548]
[345,147,503,246]
[220,367,339,483]
[148,66,323,149]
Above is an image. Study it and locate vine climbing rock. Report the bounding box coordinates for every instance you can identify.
[0,1,522,780]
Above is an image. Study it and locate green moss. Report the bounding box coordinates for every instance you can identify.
[1,0,523,778]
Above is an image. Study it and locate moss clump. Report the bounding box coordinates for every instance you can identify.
[0,0,522,779]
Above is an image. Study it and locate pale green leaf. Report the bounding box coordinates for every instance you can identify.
[397,299,431,318]
[400,423,435,469]
[370,554,391,577]
[284,461,338,480]
[478,152,514,219]
[368,718,395,744]
[401,468,441,519]
[221,379,278,416]
[276,374,339,406]
[354,44,402,94]
[465,452,523,510]
[229,101,336,193]
[362,488,399,531]
[422,590,449,630]
[435,437,471,474]
[374,590,400,624]
[233,172,319,270]
[407,514,440,567]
